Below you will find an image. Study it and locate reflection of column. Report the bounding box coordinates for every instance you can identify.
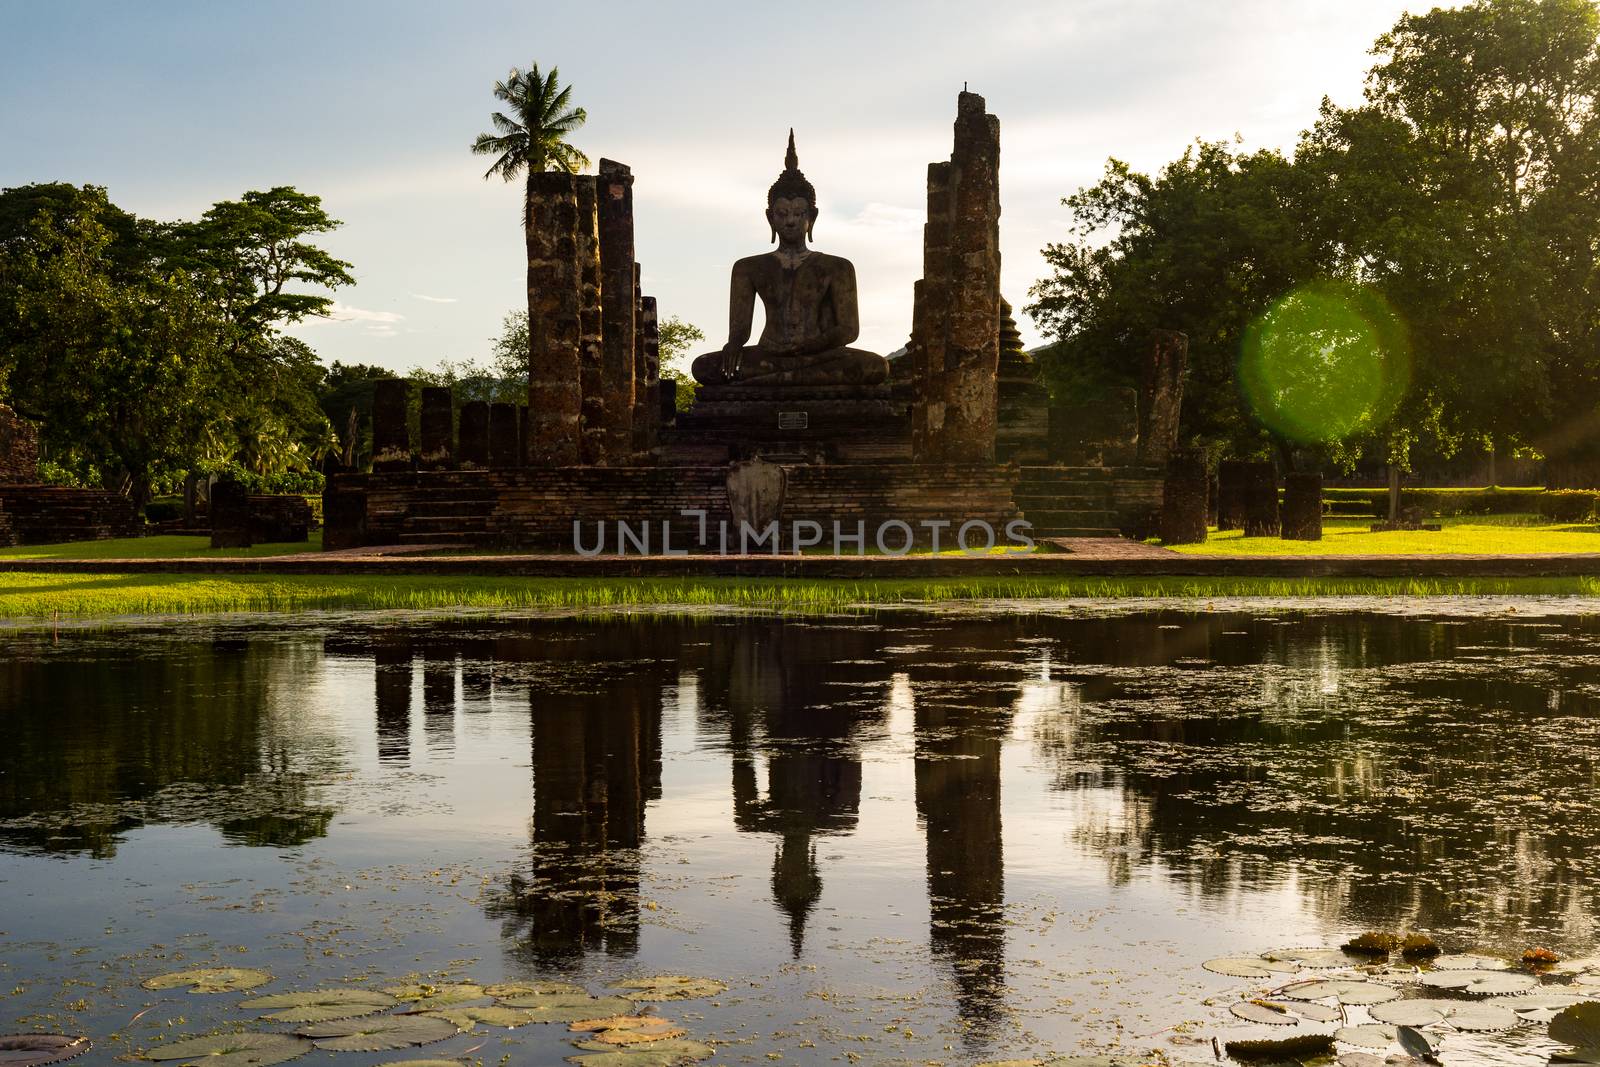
[915,700,1006,1042]
[703,623,882,957]
[373,638,413,765]
[422,643,456,754]
[488,634,665,966]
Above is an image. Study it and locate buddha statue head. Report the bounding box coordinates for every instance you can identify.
[767,129,817,245]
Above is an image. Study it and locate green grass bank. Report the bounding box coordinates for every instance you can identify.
[4,571,1600,620]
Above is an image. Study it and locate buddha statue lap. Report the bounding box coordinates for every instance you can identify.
[690,132,890,391]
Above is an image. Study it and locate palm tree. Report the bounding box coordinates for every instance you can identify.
[471,64,590,222]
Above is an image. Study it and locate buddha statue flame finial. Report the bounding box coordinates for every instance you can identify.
[767,129,817,243]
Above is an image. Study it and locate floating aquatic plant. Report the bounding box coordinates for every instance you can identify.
[1418,968,1536,994]
[1200,956,1297,979]
[0,1034,91,1066]
[1279,978,1400,1006]
[381,982,484,1007]
[1550,1002,1600,1063]
[1367,997,1519,1031]
[1223,1033,1335,1062]
[607,976,726,1002]
[1399,934,1440,959]
[1332,1023,1394,1049]
[238,988,397,1023]
[141,968,273,994]
[418,1005,535,1030]
[1524,946,1563,969]
[142,1032,311,1067]
[1342,931,1399,957]
[566,1038,714,1066]
[491,989,636,1022]
[295,1014,457,1052]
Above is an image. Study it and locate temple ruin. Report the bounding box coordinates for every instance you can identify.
[322,92,1168,552]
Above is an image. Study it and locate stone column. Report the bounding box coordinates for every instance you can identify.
[1282,472,1323,541]
[630,263,647,456]
[1216,459,1247,531]
[210,480,253,548]
[637,295,660,455]
[911,92,1001,463]
[419,387,454,470]
[597,159,636,463]
[458,401,489,468]
[525,172,583,466]
[1137,329,1187,466]
[1240,462,1281,537]
[372,378,412,472]
[575,176,606,466]
[1160,448,1209,545]
[489,402,520,468]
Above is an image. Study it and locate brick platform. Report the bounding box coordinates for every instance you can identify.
[0,486,141,544]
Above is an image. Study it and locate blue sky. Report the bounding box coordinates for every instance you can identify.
[2,0,1417,373]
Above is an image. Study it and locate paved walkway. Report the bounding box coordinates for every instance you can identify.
[6,542,1600,578]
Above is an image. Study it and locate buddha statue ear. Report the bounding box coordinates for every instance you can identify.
[767,206,778,244]
[806,207,817,241]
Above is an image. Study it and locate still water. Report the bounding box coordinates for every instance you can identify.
[3,606,1600,1064]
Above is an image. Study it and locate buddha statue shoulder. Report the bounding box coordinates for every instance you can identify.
[690,131,889,389]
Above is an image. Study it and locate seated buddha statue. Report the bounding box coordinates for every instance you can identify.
[690,132,890,389]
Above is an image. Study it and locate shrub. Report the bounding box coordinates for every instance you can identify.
[1539,490,1600,522]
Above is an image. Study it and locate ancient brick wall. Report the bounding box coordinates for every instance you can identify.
[0,405,40,484]
[0,487,140,544]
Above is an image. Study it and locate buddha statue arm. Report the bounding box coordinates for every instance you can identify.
[723,262,757,351]
[803,258,860,355]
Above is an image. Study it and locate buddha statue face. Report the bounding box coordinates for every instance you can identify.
[767,195,816,246]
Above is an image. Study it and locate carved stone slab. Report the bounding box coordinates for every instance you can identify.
[726,458,788,532]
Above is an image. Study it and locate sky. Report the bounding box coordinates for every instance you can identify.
[1,0,1420,375]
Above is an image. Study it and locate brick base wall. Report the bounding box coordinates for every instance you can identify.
[0,487,141,544]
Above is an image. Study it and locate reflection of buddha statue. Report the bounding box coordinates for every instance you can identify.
[690,132,890,389]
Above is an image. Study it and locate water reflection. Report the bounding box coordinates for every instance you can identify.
[6,610,1600,1060]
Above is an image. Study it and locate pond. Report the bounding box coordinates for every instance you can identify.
[4,604,1600,1065]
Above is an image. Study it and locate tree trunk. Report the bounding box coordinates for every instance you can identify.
[1387,465,1401,522]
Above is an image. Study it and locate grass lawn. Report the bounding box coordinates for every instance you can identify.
[3,572,1600,620]
[0,532,322,559]
[1169,514,1600,555]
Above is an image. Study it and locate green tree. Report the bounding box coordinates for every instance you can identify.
[0,197,233,505]
[471,63,590,210]
[659,315,705,412]
[167,186,354,329]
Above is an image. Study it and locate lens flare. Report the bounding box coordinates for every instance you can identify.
[1239,282,1410,444]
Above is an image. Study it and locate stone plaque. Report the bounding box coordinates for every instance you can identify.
[777,411,809,431]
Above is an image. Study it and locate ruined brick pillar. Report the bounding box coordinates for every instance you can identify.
[419,387,454,470]
[636,295,660,455]
[1240,462,1281,537]
[458,401,489,468]
[1282,472,1323,541]
[630,263,647,457]
[575,176,606,466]
[1137,329,1188,466]
[372,379,412,473]
[210,480,253,548]
[1160,448,1208,545]
[1216,459,1247,531]
[489,402,520,468]
[911,92,1002,463]
[525,172,583,466]
[0,405,40,484]
[597,159,637,463]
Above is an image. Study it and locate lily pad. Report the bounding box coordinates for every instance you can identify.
[1419,969,1535,994]
[486,981,586,998]
[494,990,636,1022]
[0,1035,91,1066]
[419,1006,537,1030]
[588,1021,687,1046]
[1263,947,1357,968]
[239,989,397,1023]
[1201,956,1297,979]
[1279,979,1400,1005]
[566,1039,714,1066]
[1430,953,1511,971]
[374,1062,465,1067]
[1367,997,1519,1031]
[1229,1001,1297,1025]
[296,1015,457,1053]
[1552,1003,1600,1052]
[142,1033,311,1067]
[142,969,274,994]
[382,983,484,1007]
[1333,1024,1394,1049]
[608,976,726,1002]
[1335,1055,1388,1067]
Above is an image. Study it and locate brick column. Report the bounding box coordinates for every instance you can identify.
[912,93,1001,463]
[597,159,636,463]
[458,401,489,468]
[489,402,520,468]
[372,378,411,472]
[637,295,660,455]
[525,172,583,466]
[1138,329,1188,466]
[419,387,453,470]
[575,176,605,466]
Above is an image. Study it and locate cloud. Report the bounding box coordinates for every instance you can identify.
[327,302,405,323]
[411,292,458,303]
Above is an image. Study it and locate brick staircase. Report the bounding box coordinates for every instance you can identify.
[1014,466,1122,538]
